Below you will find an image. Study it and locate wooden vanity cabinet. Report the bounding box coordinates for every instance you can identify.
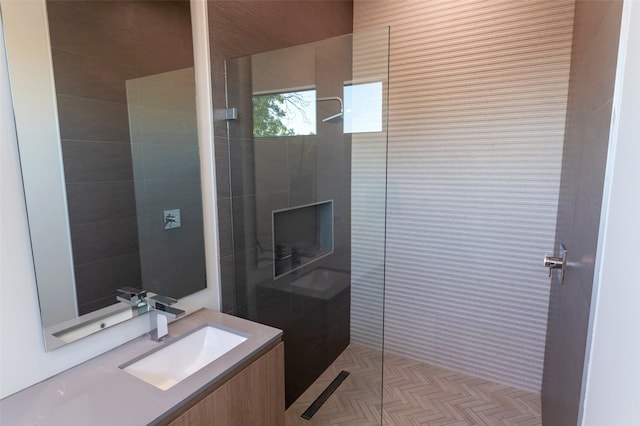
[168,342,285,426]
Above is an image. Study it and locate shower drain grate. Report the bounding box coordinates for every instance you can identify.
[301,370,350,420]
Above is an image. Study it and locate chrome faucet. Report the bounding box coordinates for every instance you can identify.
[148,295,185,342]
[116,287,147,308]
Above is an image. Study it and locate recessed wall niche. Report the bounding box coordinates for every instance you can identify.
[272,200,334,278]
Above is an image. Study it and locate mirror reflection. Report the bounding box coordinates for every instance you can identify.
[24,0,205,349]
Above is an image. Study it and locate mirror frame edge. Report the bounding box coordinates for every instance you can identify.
[187,0,221,313]
[1,0,78,331]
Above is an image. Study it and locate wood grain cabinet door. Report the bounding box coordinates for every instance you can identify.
[171,342,285,426]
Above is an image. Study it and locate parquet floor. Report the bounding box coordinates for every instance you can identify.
[285,344,541,426]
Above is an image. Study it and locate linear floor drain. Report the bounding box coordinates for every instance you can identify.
[301,370,350,420]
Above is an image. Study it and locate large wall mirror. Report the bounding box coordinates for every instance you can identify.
[2,0,207,350]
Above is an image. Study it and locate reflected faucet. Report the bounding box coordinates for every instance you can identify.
[116,287,147,308]
[148,295,185,342]
[291,246,300,267]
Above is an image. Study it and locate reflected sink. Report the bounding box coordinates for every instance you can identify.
[121,324,248,390]
[289,268,350,300]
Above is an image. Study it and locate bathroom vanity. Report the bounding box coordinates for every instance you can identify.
[0,310,284,425]
[167,342,284,425]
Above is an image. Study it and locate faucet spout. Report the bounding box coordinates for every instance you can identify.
[148,295,185,342]
[156,304,185,319]
[116,287,147,307]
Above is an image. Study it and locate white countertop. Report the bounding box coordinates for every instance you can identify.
[0,309,282,425]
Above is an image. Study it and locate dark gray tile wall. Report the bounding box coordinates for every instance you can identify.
[57,96,131,141]
[541,2,623,425]
[61,140,134,182]
[312,36,353,273]
[75,252,141,315]
[219,254,236,314]
[141,205,204,251]
[287,136,318,206]
[47,0,196,312]
[46,1,137,65]
[218,20,356,407]
[141,237,206,299]
[231,194,257,255]
[206,0,354,309]
[70,217,139,265]
[141,177,203,215]
[50,48,136,103]
[228,138,257,197]
[226,57,352,313]
[139,145,201,180]
[216,198,233,258]
[213,136,231,199]
[66,181,137,225]
[274,206,320,249]
[128,69,204,301]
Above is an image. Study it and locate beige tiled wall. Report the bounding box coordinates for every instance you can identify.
[354,0,576,391]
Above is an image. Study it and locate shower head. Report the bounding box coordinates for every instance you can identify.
[316,96,344,123]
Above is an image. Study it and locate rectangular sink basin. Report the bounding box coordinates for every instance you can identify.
[122,325,248,390]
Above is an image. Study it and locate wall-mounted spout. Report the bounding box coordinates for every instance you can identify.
[317,97,344,123]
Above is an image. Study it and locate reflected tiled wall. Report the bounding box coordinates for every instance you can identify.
[126,69,206,299]
[47,1,195,314]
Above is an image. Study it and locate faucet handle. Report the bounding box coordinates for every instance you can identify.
[149,294,185,324]
[149,294,177,309]
[116,287,147,307]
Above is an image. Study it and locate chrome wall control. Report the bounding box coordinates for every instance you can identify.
[544,244,567,283]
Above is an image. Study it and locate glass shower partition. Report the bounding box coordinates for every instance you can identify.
[224,27,389,423]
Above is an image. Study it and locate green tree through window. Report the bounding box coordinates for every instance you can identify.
[252,91,316,137]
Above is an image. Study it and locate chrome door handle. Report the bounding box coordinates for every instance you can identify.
[544,245,567,283]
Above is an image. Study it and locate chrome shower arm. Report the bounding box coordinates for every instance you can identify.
[317,97,344,123]
[316,96,344,111]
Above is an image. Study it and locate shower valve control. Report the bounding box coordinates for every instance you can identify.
[544,245,567,283]
[163,209,181,230]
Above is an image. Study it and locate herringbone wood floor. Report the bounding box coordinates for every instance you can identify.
[285,344,541,426]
